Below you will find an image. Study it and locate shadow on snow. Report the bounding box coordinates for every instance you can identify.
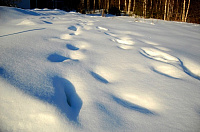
[112,96,155,115]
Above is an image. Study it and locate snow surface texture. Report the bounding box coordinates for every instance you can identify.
[0,6,200,132]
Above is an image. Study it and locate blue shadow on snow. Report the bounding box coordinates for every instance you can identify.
[47,53,69,62]
[112,96,155,115]
[0,67,5,76]
[52,76,82,122]
[14,8,40,16]
[0,67,50,101]
[42,20,53,24]
[0,66,82,122]
[68,26,77,31]
[90,71,109,84]
[0,28,46,38]
[178,58,200,81]
[66,44,79,51]
[150,67,180,80]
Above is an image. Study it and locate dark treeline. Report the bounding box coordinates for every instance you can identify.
[78,0,199,24]
[0,0,199,23]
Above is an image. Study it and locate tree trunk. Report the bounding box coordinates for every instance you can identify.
[150,0,152,11]
[155,0,159,18]
[132,0,135,14]
[128,0,131,15]
[164,0,168,20]
[175,0,179,21]
[182,0,186,22]
[93,0,95,13]
[185,0,190,22]
[170,0,175,20]
[107,0,110,11]
[99,0,101,10]
[143,0,147,18]
[87,0,90,12]
[167,0,170,20]
[150,0,153,18]
[119,0,121,10]
[111,0,114,7]
[124,0,127,13]
[159,0,162,11]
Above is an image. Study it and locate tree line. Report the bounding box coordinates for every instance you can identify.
[78,0,199,23]
[0,0,199,23]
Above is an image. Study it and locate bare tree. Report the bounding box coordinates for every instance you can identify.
[185,0,190,22]
[143,0,147,18]
[107,0,110,11]
[132,0,135,14]
[99,0,101,10]
[124,0,127,13]
[175,0,179,21]
[149,0,153,18]
[87,0,90,12]
[119,0,121,10]
[128,0,131,15]
[182,0,186,21]
[110,0,114,7]
[94,0,96,13]
[170,0,175,20]
[164,0,168,20]
[75,0,196,23]
[167,0,170,20]
[159,0,162,12]
[155,0,159,18]
[80,0,85,12]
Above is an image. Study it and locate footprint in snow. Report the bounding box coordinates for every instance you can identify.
[52,76,82,122]
[66,44,79,51]
[140,47,200,81]
[139,47,179,63]
[47,53,69,62]
[68,26,77,31]
[69,33,75,36]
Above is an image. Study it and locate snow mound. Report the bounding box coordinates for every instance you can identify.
[17,20,36,25]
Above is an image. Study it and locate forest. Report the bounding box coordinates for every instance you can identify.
[0,0,199,23]
[78,0,199,24]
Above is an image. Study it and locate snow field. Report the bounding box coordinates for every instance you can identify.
[0,6,200,132]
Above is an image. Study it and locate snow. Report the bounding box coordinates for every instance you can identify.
[0,6,200,132]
